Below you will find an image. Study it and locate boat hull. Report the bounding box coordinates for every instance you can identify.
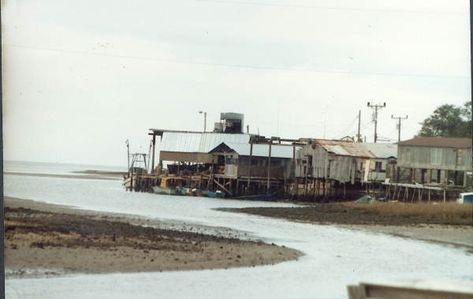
[152,186,179,195]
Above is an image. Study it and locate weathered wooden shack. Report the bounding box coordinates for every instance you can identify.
[312,140,372,184]
[396,136,472,187]
[359,143,397,183]
[293,140,370,199]
[208,141,298,196]
[296,140,397,184]
[209,142,295,180]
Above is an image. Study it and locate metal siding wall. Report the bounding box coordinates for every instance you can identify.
[398,145,471,171]
[465,149,473,170]
[312,145,327,178]
[333,156,353,183]
[296,145,309,177]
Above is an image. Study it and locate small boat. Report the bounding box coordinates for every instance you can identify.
[152,186,178,195]
[204,190,225,198]
[152,176,186,195]
[149,176,227,199]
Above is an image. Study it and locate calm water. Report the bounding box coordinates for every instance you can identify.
[4,162,473,299]
[4,160,125,175]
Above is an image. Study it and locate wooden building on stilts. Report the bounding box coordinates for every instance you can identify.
[208,139,298,197]
[139,113,304,198]
[127,115,471,203]
[294,139,398,201]
[384,136,473,202]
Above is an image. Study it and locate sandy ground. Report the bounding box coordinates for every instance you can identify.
[4,197,302,278]
[220,204,473,252]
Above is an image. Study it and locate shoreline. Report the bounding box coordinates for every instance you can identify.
[4,197,302,278]
[4,171,121,181]
[340,224,473,253]
[219,204,473,253]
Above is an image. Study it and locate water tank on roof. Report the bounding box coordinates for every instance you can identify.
[213,122,224,133]
[220,112,244,133]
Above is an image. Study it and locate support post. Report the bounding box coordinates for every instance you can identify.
[130,164,134,192]
[292,144,296,179]
[151,134,156,172]
[267,141,272,194]
[247,140,253,193]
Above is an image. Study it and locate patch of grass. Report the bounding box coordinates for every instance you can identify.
[220,202,473,226]
[343,202,473,223]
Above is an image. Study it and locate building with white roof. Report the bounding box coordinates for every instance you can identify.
[157,131,251,164]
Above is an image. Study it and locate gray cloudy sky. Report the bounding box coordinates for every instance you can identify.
[3,0,470,166]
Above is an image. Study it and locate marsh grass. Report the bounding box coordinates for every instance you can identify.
[342,202,473,225]
[222,201,473,225]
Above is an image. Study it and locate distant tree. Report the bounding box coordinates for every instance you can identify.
[461,101,473,137]
[418,102,472,138]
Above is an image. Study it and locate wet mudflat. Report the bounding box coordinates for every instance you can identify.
[5,198,301,277]
[219,202,473,250]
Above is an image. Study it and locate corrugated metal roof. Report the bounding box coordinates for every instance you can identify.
[222,142,295,159]
[329,145,352,156]
[315,140,374,158]
[399,136,472,148]
[160,132,250,153]
[359,143,397,159]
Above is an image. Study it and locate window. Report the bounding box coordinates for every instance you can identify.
[456,149,464,166]
[403,147,411,161]
[225,155,238,165]
[431,148,442,165]
[375,161,383,172]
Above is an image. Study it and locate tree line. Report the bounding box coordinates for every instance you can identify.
[419,101,472,138]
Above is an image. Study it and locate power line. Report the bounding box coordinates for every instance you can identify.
[6,44,468,80]
[334,113,358,139]
[195,0,465,16]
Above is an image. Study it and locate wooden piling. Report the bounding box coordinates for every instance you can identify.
[267,141,272,194]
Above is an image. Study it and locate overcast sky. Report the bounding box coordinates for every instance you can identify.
[3,0,470,166]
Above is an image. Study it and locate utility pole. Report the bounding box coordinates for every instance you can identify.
[391,115,408,142]
[125,139,130,171]
[367,102,386,143]
[199,111,207,132]
[356,110,362,142]
[470,0,473,189]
